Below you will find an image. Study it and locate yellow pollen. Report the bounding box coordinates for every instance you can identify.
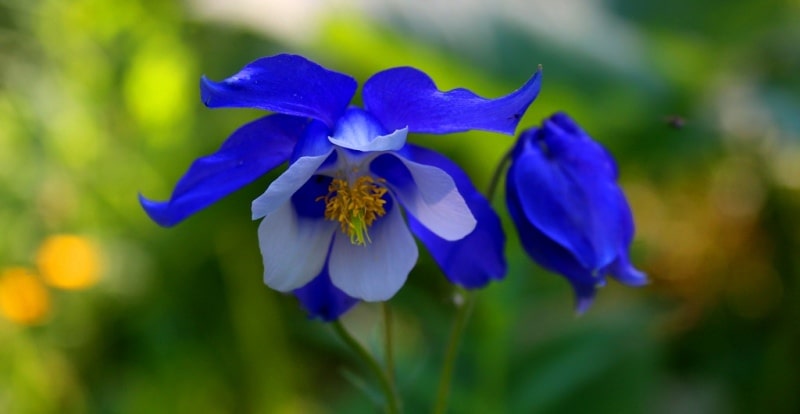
[317,176,388,245]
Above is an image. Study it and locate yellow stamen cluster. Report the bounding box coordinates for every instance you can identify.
[318,176,388,245]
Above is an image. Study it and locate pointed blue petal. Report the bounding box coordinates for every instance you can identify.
[294,265,359,322]
[605,195,648,287]
[140,114,307,227]
[200,54,357,127]
[402,145,506,288]
[573,284,598,315]
[607,250,648,287]
[506,165,599,311]
[362,67,542,135]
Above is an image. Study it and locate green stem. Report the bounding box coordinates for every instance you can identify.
[432,289,476,414]
[432,150,511,413]
[332,320,400,414]
[486,149,512,204]
[382,302,398,402]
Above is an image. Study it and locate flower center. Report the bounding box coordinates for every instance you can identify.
[317,175,388,246]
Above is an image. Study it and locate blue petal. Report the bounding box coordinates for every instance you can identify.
[543,117,630,267]
[362,66,542,135]
[291,174,331,218]
[140,114,307,227]
[403,145,506,288]
[540,113,617,181]
[200,54,357,127]
[290,119,334,162]
[604,190,648,286]
[294,264,358,322]
[573,285,598,315]
[607,250,648,287]
[251,149,334,219]
[506,173,599,312]
[510,123,625,270]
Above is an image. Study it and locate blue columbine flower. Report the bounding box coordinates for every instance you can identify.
[140,54,541,321]
[505,112,647,313]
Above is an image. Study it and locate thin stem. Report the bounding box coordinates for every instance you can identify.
[432,150,510,413]
[433,289,476,414]
[382,302,398,401]
[332,320,400,414]
[485,149,512,204]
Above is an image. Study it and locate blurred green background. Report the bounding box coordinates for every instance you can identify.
[1,0,799,413]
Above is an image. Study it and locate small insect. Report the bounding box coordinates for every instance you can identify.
[664,115,686,129]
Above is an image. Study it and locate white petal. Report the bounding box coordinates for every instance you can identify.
[258,202,337,291]
[388,155,476,241]
[329,127,408,152]
[328,108,408,152]
[328,202,418,301]
[251,151,332,219]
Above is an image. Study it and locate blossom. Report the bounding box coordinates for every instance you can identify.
[505,113,647,313]
[140,54,541,320]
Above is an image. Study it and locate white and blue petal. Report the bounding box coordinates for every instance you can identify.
[328,108,408,152]
[258,201,337,292]
[371,153,476,241]
[328,198,418,301]
[200,54,357,127]
[362,66,542,135]
[403,145,506,288]
[140,114,307,227]
[252,150,334,219]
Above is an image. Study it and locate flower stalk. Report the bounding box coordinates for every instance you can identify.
[332,320,401,414]
[486,149,513,204]
[382,302,399,410]
[433,289,476,414]
[432,150,512,413]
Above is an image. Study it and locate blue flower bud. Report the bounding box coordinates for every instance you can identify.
[506,113,647,313]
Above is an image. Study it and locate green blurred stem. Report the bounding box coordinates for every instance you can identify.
[382,302,399,406]
[432,151,510,413]
[332,320,400,414]
[433,289,476,414]
[486,149,512,204]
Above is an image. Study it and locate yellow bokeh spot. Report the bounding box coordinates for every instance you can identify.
[36,235,101,290]
[0,268,50,325]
